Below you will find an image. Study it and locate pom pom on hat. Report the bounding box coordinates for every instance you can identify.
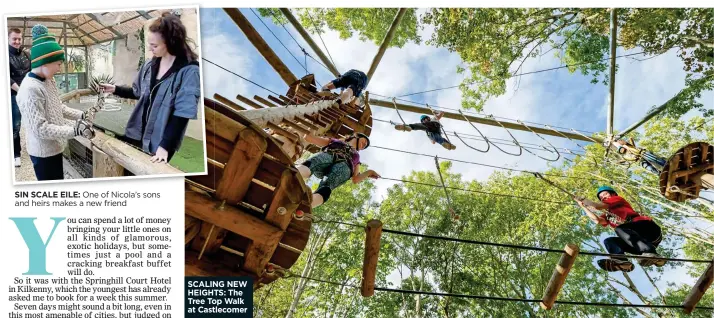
[31,24,49,39]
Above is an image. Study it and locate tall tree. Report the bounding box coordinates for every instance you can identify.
[422,8,714,114]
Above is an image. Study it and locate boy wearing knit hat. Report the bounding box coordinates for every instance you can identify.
[16,24,94,181]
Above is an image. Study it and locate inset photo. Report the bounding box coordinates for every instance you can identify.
[6,7,206,183]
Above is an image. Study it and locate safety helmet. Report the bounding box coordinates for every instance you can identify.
[420,115,430,122]
[596,185,617,200]
[347,133,370,150]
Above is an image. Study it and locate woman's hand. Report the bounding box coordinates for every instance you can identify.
[366,170,381,179]
[151,147,169,163]
[98,83,116,94]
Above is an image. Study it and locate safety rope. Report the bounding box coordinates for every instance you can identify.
[455,110,490,152]
[435,156,459,219]
[391,97,407,126]
[516,120,561,162]
[545,124,598,166]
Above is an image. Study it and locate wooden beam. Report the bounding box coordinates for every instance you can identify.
[87,13,123,37]
[691,172,714,190]
[214,93,246,111]
[361,220,383,297]
[264,169,303,230]
[279,8,340,77]
[369,98,598,142]
[67,21,100,44]
[366,8,407,84]
[215,128,268,204]
[137,10,153,20]
[540,244,579,310]
[224,8,298,85]
[269,95,287,106]
[255,95,279,108]
[606,9,617,136]
[191,223,227,255]
[83,131,183,175]
[92,146,124,177]
[683,257,714,313]
[185,191,282,243]
[236,94,264,109]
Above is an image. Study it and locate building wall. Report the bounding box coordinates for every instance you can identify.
[112,34,143,88]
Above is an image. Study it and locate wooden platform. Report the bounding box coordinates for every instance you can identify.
[660,142,714,202]
[184,98,313,288]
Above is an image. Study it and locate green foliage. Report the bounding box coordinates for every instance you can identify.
[257,8,421,48]
[422,8,713,114]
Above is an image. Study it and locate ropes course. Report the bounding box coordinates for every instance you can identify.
[191,8,714,316]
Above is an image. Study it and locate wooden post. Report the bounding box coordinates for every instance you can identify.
[683,257,714,314]
[606,9,617,136]
[223,8,298,86]
[361,220,383,297]
[540,244,580,310]
[279,8,340,77]
[92,146,124,177]
[366,9,407,84]
[215,128,268,204]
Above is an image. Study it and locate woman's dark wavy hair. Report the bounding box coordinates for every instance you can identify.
[148,12,198,61]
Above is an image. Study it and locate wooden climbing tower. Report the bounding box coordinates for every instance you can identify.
[660,142,713,202]
[184,75,372,288]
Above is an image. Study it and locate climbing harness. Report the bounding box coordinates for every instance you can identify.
[435,156,459,220]
[426,104,454,146]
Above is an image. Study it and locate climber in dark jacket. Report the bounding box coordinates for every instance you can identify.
[8,28,31,167]
[394,112,456,150]
[100,13,200,163]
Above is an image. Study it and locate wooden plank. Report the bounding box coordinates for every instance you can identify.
[185,216,201,245]
[204,106,245,144]
[265,169,303,230]
[279,8,340,77]
[369,99,598,142]
[267,122,299,143]
[84,131,182,176]
[683,256,714,313]
[185,250,253,278]
[281,119,310,135]
[244,240,281,275]
[214,93,245,111]
[243,181,275,213]
[279,95,293,105]
[186,160,224,190]
[255,95,279,108]
[367,8,407,82]
[673,164,714,178]
[684,145,694,186]
[361,220,383,297]
[236,94,264,109]
[255,157,285,187]
[665,153,683,199]
[223,8,298,85]
[185,191,283,243]
[540,244,580,310]
[205,136,233,164]
[190,222,228,255]
[702,144,710,163]
[216,129,268,204]
[269,95,288,106]
[92,147,124,177]
[294,116,320,131]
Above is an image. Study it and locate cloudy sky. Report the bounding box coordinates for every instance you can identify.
[198,8,713,310]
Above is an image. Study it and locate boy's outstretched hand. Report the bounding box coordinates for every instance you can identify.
[366,170,381,179]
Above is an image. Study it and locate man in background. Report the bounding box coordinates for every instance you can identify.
[8,28,31,167]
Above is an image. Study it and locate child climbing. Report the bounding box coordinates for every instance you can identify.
[395,112,457,150]
[296,132,380,208]
[576,185,666,272]
[605,137,666,174]
[318,69,368,107]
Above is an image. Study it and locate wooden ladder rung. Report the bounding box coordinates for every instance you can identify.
[540,244,579,310]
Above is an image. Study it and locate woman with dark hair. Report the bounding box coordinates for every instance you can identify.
[100,12,200,163]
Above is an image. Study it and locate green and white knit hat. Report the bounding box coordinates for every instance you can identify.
[30,24,65,69]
